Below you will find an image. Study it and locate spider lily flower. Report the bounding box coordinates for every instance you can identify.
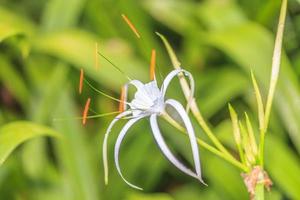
[103,69,204,190]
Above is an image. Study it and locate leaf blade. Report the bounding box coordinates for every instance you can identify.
[0,121,60,165]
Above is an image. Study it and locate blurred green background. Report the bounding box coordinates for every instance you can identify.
[1,0,300,199]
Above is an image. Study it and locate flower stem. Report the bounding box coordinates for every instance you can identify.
[157,33,233,158]
[254,182,264,200]
[254,170,266,200]
[162,113,248,172]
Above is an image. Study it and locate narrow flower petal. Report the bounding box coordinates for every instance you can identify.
[161,69,195,112]
[103,111,132,185]
[150,114,201,181]
[129,80,144,90]
[114,116,145,190]
[165,99,203,181]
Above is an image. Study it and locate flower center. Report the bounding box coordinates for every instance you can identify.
[130,81,164,116]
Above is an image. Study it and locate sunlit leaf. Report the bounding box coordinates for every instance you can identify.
[265,135,300,199]
[250,71,264,131]
[0,56,29,107]
[0,7,34,42]
[0,121,60,165]
[32,30,147,90]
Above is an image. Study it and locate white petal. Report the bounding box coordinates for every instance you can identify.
[103,111,132,185]
[150,114,201,181]
[130,80,154,105]
[129,80,144,90]
[161,69,195,112]
[114,116,145,190]
[165,99,203,182]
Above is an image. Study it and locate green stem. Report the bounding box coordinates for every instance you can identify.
[254,174,265,200]
[162,113,248,172]
[259,129,265,166]
[157,32,232,157]
[254,184,264,200]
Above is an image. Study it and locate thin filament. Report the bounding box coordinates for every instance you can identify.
[84,79,130,105]
[121,14,141,38]
[53,111,121,121]
[97,52,132,81]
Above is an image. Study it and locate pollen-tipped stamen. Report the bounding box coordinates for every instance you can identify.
[121,14,141,39]
[97,52,132,81]
[150,49,156,81]
[79,68,84,94]
[82,98,91,125]
[53,111,121,121]
[84,79,130,105]
[119,86,126,112]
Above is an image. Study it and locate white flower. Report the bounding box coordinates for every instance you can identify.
[103,69,204,190]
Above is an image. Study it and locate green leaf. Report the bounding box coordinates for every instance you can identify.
[143,0,196,33]
[0,121,60,165]
[41,0,86,32]
[204,10,300,153]
[250,71,265,131]
[53,90,99,200]
[32,30,147,90]
[199,68,248,118]
[228,104,245,165]
[126,191,174,200]
[265,135,300,199]
[0,7,34,42]
[156,32,181,69]
[244,112,258,157]
[0,55,29,107]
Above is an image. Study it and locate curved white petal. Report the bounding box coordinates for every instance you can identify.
[129,80,144,90]
[165,99,203,182]
[150,114,202,181]
[161,69,195,112]
[103,111,132,185]
[114,116,145,190]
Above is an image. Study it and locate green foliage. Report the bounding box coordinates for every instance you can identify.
[0,0,300,199]
[0,121,59,165]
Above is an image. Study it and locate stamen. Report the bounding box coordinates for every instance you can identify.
[121,14,141,39]
[82,98,91,125]
[79,68,84,94]
[84,79,130,105]
[119,86,126,112]
[95,42,99,70]
[150,49,156,81]
[53,111,121,121]
[97,52,132,81]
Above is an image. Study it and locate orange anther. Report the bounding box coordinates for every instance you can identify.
[150,49,156,80]
[82,97,91,125]
[121,14,141,39]
[79,68,84,94]
[118,86,126,112]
